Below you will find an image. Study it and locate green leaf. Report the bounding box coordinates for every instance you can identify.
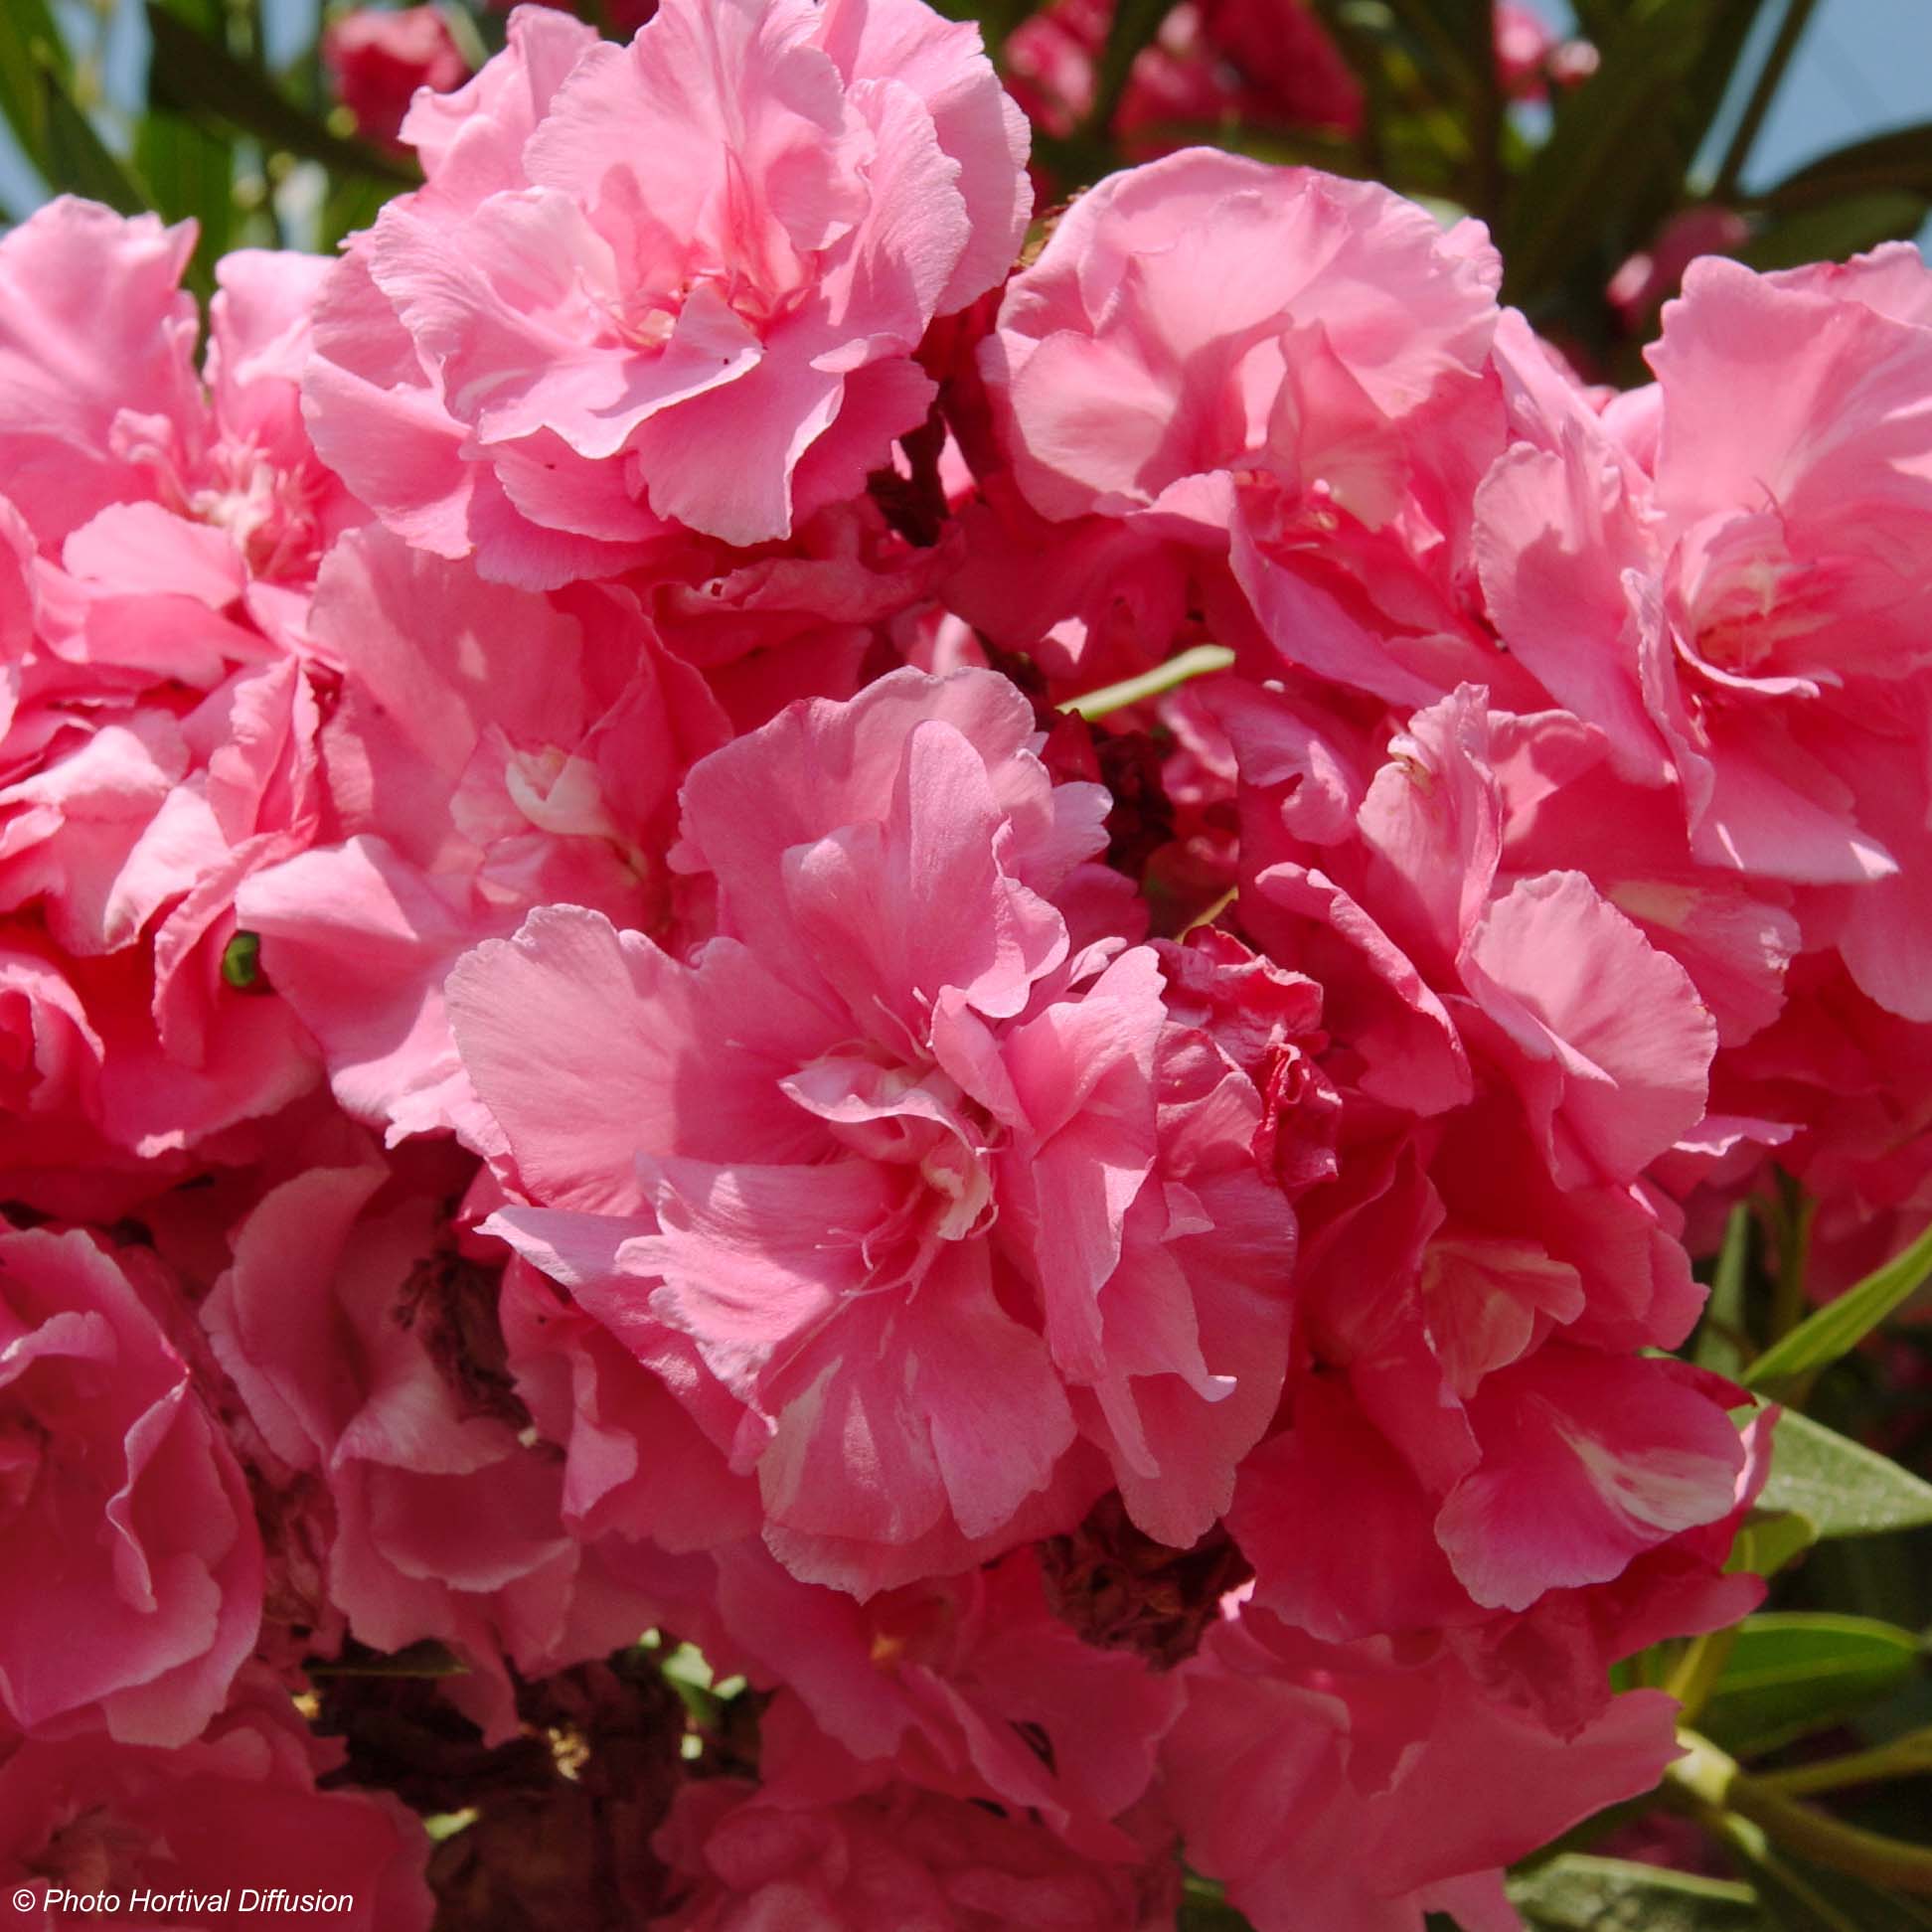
[1083,0,1178,139]
[1755,1409,1932,1540]
[1744,1217,1932,1393]
[1727,1506,1819,1579]
[1699,1613,1922,1759]
[144,2,415,186]
[1740,193,1931,272]
[1758,122,1932,212]
[0,0,68,185]
[319,168,397,251]
[1696,1202,1756,1379]
[1500,0,1750,307]
[136,109,235,281]
[1510,1853,1768,1930]
[1180,1873,1254,1931]
[40,61,152,216]
[1742,1846,1932,1932]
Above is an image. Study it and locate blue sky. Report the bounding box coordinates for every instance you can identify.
[2,0,1928,240]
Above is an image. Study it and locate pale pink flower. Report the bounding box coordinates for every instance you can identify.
[1478,244,1932,1022]
[0,200,362,630]
[304,0,1030,585]
[0,538,325,1208]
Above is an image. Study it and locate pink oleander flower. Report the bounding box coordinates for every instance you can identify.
[237,527,725,1148]
[1163,1601,1687,1932]
[324,6,471,152]
[1477,244,1932,1025]
[0,516,324,1212]
[1606,205,1750,331]
[976,148,1519,698]
[304,0,1031,585]
[201,1142,654,1741]
[1696,952,1932,1298]
[1004,0,1360,162]
[0,1222,261,1748]
[654,1540,1185,1858]
[629,495,962,731]
[447,667,1299,1595]
[1,1680,432,1931]
[0,200,362,634]
[1201,679,1752,1627]
[650,1769,1179,1929]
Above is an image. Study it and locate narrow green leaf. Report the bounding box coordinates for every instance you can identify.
[1059,645,1235,721]
[1697,1202,1755,1378]
[1745,1851,1892,1932]
[319,168,397,251]
[144,2,415,186]
[0,0,68,181]
[39,61,152,216]
[1699,1612,1922,1759]
[1744,1217,1932,1392]
[1082,0,1178,140]
[1755,1409,1932,1540]
[1758,122,1932,212]
[136,110,235,280]
[1748,1850,1932,1932]
[1510,1852,1768,1930]
[1740,193,1930,273]
[1501,0,1737,307]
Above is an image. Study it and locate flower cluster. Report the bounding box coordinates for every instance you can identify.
[2,1,1928,1924]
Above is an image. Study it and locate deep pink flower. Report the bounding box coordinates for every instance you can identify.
[1,1682,432,1930]
[238,527,725,1147]
[449,668,1299,1593]
[650,1770,1178,1929]
[1163,1603,1685,1932]
[978,149,1519,699]
[324,7,470,151]
[1004,0,1360,160]
[0,1223,260,1748]
[664,1541,1184,1857]
[201,1144,653,1740]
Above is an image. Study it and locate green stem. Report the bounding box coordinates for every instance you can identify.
[1670,1730,1932,1895]
[1058,644,1235,721]
[1664,1623,1740,1727]
[1711,0,1819,201]
[1766,1171,1816,1348]
[1752,1728,1932,1799]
